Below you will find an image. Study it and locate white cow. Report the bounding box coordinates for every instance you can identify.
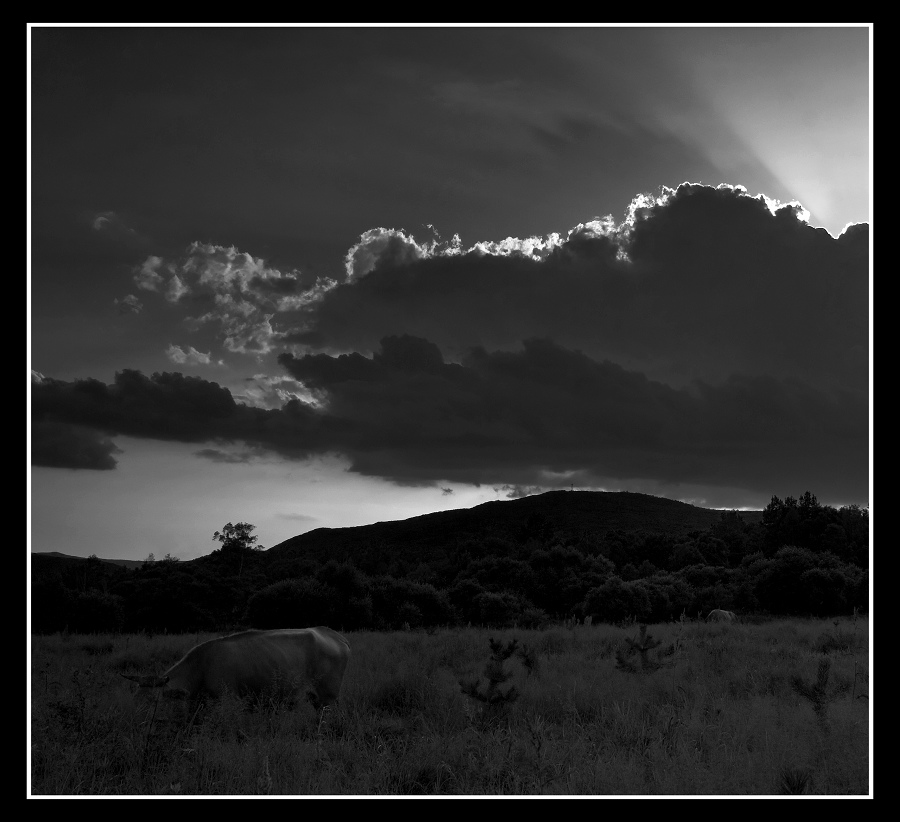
[122,627,351,712]
[706,609,736,623]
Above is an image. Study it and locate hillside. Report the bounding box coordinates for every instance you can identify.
[30,492,763,572]
[31,551,145,570]
[267,490,763,569]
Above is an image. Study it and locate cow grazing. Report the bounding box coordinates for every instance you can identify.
[122,627,351,713]
[707,609,736,623]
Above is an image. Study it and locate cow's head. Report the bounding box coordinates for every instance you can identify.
[122,673,192,724]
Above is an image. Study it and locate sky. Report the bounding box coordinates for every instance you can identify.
[28,24,871,562]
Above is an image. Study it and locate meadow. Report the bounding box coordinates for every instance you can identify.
[29,617,870,796]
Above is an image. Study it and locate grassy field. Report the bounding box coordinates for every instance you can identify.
[29,617,870,796]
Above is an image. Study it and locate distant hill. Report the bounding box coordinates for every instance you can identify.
[30,492,764,572]
[31,551,145,570]
[267,490,764,569]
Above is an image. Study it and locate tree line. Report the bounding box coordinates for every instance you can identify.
[30,493,868,634]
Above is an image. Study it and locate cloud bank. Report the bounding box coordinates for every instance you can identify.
[34,184,869,507]
[31,334,867,506]
[300,184,866,394]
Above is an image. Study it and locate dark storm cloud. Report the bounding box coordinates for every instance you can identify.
[297,184,868,395]
[32,371,244,444]
[30,369,331,469]
[29,334,866,502]
[279,336,865,499]
[31,420,122,470]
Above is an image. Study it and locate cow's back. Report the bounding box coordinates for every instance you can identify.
[166,628,350,706]
[268,627,351,707]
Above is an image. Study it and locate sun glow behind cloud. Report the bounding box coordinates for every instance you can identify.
[668,27,869,237]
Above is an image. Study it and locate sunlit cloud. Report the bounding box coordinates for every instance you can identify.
[127,242,338,357]
[91,211,116,231]
[91,210,139,235]
[134,256,167,292]
[114,294,143,314]
[296,183,867,394]
[234,373,322,410]
[165,344,218,367]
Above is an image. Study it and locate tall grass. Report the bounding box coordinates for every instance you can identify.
[29,619,869,795]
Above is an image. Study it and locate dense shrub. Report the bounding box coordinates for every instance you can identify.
[582,576,652,623]
[69,590,124,633]
[369,577,452,629]
[245,578,336,628]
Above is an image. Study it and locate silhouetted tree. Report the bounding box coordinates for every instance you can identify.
[711,510,752,565]
[212,521,263,577]
[839,504,869,568]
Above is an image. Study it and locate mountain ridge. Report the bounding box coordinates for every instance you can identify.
[30,551,146,570]
[266,490,764,569]
[31,491,764,568]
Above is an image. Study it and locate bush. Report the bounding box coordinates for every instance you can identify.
[245,578,335,628]
[369,576,452,630]
[582,576,652,623]
[474,591,518,627]
[69,590,124,633]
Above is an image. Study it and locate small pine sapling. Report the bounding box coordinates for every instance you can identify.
[791,657,851,730]
[517,643,539,676]
[460,637,521,711]
[615,624,676,674]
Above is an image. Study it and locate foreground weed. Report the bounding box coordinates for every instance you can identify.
[460,638,520,727]
[517,643,539,676]
[851,661,869,702]
[47,679,86,737]
[779,766,812,794]
[791,657,851,730]
[31,623,869,795]
[521,713,573,794]
[813,630,856,655]
[615,625,675,674]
